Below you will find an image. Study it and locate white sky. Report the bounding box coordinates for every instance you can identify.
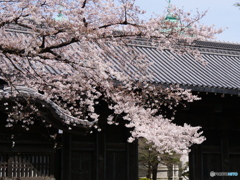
[135,0,240,43]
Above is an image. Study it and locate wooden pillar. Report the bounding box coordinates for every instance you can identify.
[221,132,230,180]
[63,134,72,180]
[96,132,106,180]
[189,145,202,180]
[128,140,138,180]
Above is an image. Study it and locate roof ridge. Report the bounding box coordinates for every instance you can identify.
[193,40,240,52]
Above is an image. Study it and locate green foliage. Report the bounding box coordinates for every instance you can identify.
[138,138,181,167]
[235,2,240,6]
[138,138,181,180]
[181,162,189,179]
[139,178,151,180]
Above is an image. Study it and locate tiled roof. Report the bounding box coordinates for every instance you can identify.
[2,27,240,95]
[128,40,240,95]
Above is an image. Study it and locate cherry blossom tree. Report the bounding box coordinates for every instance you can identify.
[139,138,181,180]
[0,0,222,154]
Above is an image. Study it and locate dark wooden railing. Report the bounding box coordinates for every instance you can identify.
[0,153,55,179]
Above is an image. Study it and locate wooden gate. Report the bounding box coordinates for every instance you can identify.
[0,106,138,180]
[62,125,138,180]
[190,130,240,180]
[174,93,240,180]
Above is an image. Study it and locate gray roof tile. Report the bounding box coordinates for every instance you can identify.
[133,43,240,94]
[1,28,240,94]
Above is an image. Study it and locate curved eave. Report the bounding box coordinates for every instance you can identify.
[0,86,94,134]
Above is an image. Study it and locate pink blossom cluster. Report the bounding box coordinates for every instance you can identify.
[0,0,222,154]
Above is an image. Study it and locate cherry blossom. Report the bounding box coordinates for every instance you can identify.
[0,0,222,154]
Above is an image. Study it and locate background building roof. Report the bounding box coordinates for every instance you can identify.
[128,40,240,95]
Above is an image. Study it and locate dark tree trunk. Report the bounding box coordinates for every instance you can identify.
[152,163,158,180]
[146,162,151,179]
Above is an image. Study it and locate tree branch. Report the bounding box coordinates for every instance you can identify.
[81,0,87,8]
[40,37,79,53]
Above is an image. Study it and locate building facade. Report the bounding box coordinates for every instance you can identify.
[1,26,240,179]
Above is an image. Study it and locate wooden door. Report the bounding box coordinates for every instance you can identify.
[62,125,138,180]
[190,130,240,180]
